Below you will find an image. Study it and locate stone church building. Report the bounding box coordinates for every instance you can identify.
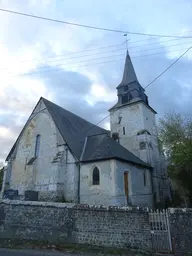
[3,52,170,208]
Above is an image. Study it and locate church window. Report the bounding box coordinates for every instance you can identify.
[112,132,119,142]
[122,95,128,104]
[123,127,125,135]
[128,93,132,101]
[124,85,128,91]
[143,171,147,187]
[139,141,146,150]
[35,134,41,157]
[137,129,151,136]
[92,167,100,185]
[118,116,122,124]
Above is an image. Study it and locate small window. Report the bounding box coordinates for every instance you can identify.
[35,134,41,157]
[140,141,146,150]
[118,116,122,124]
[93,167,100,185]
[128,93,132,101]
[143,171,146,187]
[122,95,128,104]
[112,132,119,142]
[123,127,125,135]
[124,85,128,91]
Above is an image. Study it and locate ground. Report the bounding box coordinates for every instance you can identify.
[0,239,170,256]
[0,248,156,256]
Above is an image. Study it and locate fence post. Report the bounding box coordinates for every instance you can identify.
[166,209,173,252]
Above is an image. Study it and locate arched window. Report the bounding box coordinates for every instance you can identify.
[143,171,147,187]
[35,134,41,157]
[140,141,146,150]
[92,167,100,185]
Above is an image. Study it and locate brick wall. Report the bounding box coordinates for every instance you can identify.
[169,208,192,255]
[0,200,152,251]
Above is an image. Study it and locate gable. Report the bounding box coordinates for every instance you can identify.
[6,98,57,161]
[6,97,109,162]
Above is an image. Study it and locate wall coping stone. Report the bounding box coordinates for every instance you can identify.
[0,199,150,212]
[168,207,192,214]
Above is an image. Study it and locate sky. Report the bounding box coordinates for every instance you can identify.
[0,0,192,165]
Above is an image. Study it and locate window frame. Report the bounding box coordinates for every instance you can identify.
[92,166,100,185]
[35,134,41,157]
[143,170,147,187]
[122,94,128,104]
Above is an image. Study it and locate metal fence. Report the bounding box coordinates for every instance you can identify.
[149,209,172,253]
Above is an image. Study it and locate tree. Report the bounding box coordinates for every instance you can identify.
[158,112,192,206]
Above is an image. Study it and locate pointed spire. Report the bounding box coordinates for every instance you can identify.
[117,51,139,88]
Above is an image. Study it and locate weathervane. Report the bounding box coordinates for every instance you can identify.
[124,33,130,51]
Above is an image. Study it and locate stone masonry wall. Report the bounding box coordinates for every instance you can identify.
[0,200,152,251]
[169,208,192,255]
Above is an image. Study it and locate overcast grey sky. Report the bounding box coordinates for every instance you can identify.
[0,0,192,164]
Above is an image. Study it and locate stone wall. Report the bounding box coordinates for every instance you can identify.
[6,98,79,203]
[169,208,192,255]
[0,200,152,251]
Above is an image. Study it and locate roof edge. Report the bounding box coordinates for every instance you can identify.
[109,99,157,114]
[80,137,88,161]
[42,98,80,162]
[6,97,44,161]
[81,156,152,169]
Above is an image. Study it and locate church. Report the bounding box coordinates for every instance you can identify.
[3,52,170,208]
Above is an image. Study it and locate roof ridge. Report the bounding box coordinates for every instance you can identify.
[86,132,109,138]
[42,97,108,133]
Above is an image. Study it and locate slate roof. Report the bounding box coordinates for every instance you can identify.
[42,98,109,160]
[6,97,151,168]
[117,51,139,89]
[81,134,151,168]
[109,99,157,113]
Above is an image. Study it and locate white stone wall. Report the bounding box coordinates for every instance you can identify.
[80,160,117,205]
[8,99,78,202]
[80,159,153,207]
[110,101,169,204]
[110,103,142,156]
[115,160,153,208]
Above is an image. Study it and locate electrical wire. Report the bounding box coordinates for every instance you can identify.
[0,36,190,68]
[0,8,192,39]
[86,45,192,131]
[3,45,191,79]
[144,45,192,89]
[0,40,191,78]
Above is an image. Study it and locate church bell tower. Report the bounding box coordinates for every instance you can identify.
[109,51,171,206]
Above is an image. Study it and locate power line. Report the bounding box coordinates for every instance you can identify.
[144,45,192,89]
[1,40,191,77]
[88,45,192,130]
[1,8,192,39]
[6,41,126,65]
[0,46,126,72]
[4,46,190,79]
[18,40,192,66]
[0,36,190,69]
[128,31,192,44]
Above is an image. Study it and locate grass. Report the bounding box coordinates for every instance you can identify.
[0,238,152,255]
